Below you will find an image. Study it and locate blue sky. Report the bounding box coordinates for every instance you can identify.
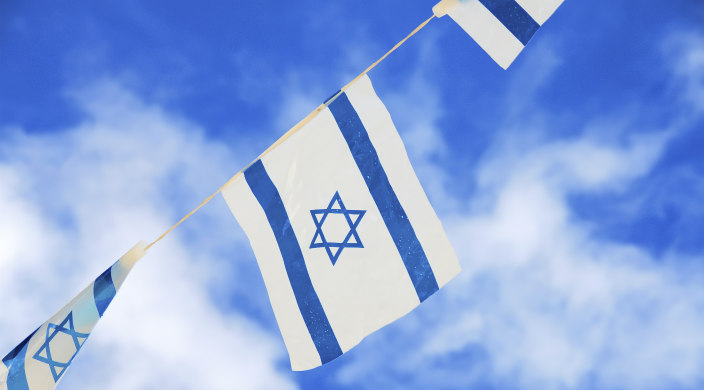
[1,0,704,388]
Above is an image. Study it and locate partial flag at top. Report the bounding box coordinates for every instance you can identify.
[434,0,564,69]
[1,242,146,390]
[222,75,461,370]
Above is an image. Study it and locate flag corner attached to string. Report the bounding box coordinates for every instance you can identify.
[435,0,565,69]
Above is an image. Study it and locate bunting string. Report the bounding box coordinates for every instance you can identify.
[144,13,436,252]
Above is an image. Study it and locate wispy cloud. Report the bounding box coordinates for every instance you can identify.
[0,80,294,389]
[663,31,704,116]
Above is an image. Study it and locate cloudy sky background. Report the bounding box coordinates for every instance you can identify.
[1,0,704,388]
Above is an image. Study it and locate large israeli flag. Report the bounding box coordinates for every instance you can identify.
[0,242,146,390]
[434,0,565,69]
[222,75,461,370]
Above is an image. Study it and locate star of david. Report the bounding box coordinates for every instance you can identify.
[310,191,366,265]
[33,311,89,382]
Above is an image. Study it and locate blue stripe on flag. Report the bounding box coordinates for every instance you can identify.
[328,93,440,302]
[4,329,37,390]
[244,159,343,364]
[93,266,117,317]
[478,0,539,45]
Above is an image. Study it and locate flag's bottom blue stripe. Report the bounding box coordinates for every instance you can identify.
[244,160,343,364]
[328,92,439,302]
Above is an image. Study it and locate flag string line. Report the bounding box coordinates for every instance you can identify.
[144,13,437,252]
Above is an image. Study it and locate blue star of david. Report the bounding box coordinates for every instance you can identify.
[310,191,366,265]
[33,311,89,382]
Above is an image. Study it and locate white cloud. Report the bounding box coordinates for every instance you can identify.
[664,31,704,116]
[0,80,294,389]
[444,132,700,389]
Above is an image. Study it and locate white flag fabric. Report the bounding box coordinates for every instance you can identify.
[434,0,564,69]
[1,242,146,390]
[222,75,461,370]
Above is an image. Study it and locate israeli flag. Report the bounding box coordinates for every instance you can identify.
[0,242,146,390]
[434,0,565,69]
[222,75,461,370]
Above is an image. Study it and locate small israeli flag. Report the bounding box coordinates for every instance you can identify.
[222,75,461,370]
[0,242,146,390]
[434,0,565,69]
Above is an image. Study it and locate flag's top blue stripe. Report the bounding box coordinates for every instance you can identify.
[328,92,439,302]
[93,265,117,317]
[478,0,539,45]
[244,160,343,364]
[4,328,37,390]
